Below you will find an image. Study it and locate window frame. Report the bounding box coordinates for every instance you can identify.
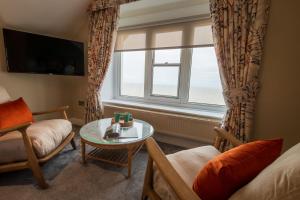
[150,49,182,99]
[113,47,226,114]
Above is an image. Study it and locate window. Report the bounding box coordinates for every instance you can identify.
[152,49,181,97]
[114,19,225,112]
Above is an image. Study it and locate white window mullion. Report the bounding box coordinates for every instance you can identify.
[178,48,192,104]
[144,50,153,100]
[114,52,122,98]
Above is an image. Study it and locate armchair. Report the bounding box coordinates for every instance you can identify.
[142,127,241,200]
[142,128,300,200]
[0,86,76,189]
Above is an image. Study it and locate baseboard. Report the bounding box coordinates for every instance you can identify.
[154,132,211,149]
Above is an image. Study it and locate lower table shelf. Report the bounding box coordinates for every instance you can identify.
[82,141,144,178]
[87,148,130,167]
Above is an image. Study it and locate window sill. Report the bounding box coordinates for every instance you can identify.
[103,99,225,120]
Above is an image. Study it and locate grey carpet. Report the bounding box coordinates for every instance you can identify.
[0,134,184,200]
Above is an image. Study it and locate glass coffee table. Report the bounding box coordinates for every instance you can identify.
[80,118,154,177]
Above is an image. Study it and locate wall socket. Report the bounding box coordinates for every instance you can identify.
[78,100,85,107]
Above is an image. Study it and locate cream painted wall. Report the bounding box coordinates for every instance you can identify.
[60,22,89,120]
[254,0,300,150]
[0,0,90,117]
[0,20,87,116]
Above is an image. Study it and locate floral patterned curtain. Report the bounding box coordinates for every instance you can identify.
[85,0,137,123]
[209,0,271,151]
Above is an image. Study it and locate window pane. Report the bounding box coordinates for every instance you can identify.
[189,47,225,105]
[154,49,181,64]
[121,51,145,97]
[152,66,179,97]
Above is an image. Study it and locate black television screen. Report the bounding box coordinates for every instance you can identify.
[3,28,84,76]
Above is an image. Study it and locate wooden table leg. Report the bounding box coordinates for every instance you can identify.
[127,147,133,178]
[81,139,86,164]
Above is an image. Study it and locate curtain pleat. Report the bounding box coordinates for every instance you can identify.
[209,0,271,151]
[85,0,138,123]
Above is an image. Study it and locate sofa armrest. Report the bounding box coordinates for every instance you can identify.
[145,137,200,200]
[0,122,32,135]
[32,105,69,120]
[214,127,243,147]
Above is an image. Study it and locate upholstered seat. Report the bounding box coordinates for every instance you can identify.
[0,119,72,164]
[153,146,221,200]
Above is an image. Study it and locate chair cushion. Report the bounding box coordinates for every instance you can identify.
[0,119,72,164]
[153,145,221,200]
[230,142,300,200]
[0,98,33,130]
[193,139,283,200]
[0,86,10,104]
[0,131,28,164]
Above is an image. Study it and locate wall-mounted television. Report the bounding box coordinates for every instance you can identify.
[3,28,84,76]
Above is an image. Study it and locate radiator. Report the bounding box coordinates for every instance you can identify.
[103,104,221,146]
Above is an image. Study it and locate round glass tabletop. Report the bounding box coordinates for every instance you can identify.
[80,118,154,145]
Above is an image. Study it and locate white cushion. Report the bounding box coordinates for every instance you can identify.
[154,145,221,200]
[0,86,11,104]
[230,143,300,200]
[0,119,72,164]
[27,119,72,157]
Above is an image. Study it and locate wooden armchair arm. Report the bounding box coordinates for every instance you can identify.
[214,127,242,147]
[0,122,48,188]
[145,137,199,200]
[0,119,49,188]
[0,122,32,135]
[32,105,69,120]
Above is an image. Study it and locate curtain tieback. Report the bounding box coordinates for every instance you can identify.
[223,81,259,108]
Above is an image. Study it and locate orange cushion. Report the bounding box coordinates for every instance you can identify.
[0,97,33,130]
[192,139,283,200]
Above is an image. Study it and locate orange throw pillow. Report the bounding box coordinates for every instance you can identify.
[0,97,33,130]
[193,139,283,200]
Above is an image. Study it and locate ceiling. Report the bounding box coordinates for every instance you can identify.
[120,0,209,27]
[0,0,90,38]
[121,0,208,17]
[0,0,209,39]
